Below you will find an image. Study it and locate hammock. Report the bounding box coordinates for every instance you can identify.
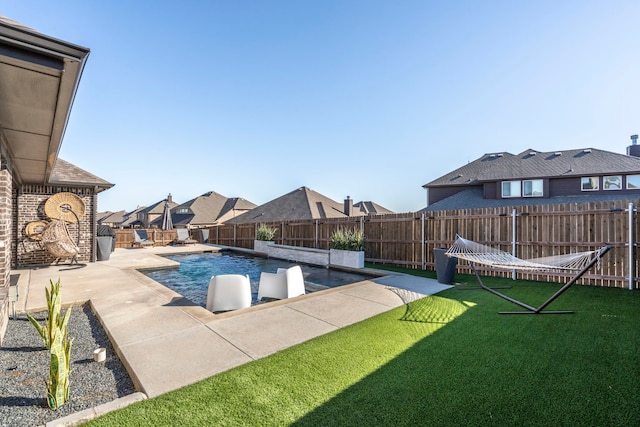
[445,236,603,272]
[445,236,611,314]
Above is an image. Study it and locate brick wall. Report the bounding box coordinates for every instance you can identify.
[15,186,95,267]
[0,158,12,344]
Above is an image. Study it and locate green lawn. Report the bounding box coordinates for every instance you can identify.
[86,272,640,426]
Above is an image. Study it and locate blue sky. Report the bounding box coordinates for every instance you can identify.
[3,1,639,213]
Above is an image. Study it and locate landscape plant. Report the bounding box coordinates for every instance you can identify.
[256,223,277,241]
[26,279,73,410]
[330,226,365,251]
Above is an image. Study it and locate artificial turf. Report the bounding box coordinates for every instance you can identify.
[85,274,640,426]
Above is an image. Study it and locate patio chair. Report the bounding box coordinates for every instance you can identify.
[206,274,252,312]
[258,265,306,300]
[41,219,80,264]
[133,229,154,248]
[175,228,197,245]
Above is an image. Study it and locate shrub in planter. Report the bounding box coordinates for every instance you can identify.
[330,227,365,252]
[256,224,277,241]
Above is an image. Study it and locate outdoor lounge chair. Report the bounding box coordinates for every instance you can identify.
[175,228,197,245]
[133,229,154,248]
[206,274,252,312]
[258,265,306,300]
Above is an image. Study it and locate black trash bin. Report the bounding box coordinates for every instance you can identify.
[96,225,116,261]
[434,248,457,284]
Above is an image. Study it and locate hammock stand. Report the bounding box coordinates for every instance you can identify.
[445,236,611,315]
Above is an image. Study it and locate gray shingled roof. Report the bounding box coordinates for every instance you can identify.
[170,192,257,227]
[353,201,394,215]
[226,187,347,224]
[424,148,640,188]
[422,187,640,211]
[98,210,127,224]
[143,198,179,216]
[49,159,114,190]
[121,206,146,227]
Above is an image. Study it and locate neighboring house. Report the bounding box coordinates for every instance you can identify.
[1,16,114,341]
[120,206,147,228]
[170,191,257,228]
[142,194,178,228]
[98,210,127,228]
[226,187,392,224]
[97,211,114,223]
[422,142,640,211]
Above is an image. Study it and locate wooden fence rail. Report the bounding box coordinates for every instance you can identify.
[114,199,638,289]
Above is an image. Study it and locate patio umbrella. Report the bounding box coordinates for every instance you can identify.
[161,200,173,231]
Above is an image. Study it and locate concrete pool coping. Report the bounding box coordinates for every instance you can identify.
[12,244,451,424]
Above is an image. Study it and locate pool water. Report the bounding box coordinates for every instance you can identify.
[141,251,375,308]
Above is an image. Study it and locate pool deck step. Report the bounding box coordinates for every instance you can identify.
[13,245,450,399]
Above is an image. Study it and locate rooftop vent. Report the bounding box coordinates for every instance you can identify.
[554,152,562,156]
[582,149,592,153]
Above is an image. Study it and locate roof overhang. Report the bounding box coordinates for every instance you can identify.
[0,16,89,185]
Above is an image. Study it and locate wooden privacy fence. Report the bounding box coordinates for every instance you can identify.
[114,200,639,289]
[114,229,177,248]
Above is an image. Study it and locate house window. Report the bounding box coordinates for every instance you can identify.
[502,181,521,198]
[627,175,640,189]
[581,177,599,191]
[603,176,622,190]
[176,208,190,214]
[523,179,543,197]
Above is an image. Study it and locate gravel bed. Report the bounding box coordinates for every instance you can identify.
[0,303,136,427]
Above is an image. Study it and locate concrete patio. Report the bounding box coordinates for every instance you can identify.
[12,244,450,424]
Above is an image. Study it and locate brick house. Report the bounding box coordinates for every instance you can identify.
[423,142,640,211]
[1,17,112,341]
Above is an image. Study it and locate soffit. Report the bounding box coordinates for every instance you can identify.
[0,17,89,185]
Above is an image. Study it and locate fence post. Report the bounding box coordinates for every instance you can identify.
[512,208,517,280]
[421,211,426,270]
[629,202,636,290]
[233,224,236,247]
[315,220,319,248]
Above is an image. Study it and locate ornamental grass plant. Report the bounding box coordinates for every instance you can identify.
[256,224,277,241]
[330,227,365,251]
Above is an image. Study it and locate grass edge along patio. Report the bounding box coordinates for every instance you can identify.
[84,270,640,426]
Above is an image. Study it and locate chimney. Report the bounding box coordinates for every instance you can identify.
[344,196,353,217]
[627,135,640,157]
[167,193,173,203]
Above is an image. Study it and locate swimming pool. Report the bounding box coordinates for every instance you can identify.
[141,251,376,308]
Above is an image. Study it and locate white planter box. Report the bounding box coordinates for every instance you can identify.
[268,244,329,266]
[330,249,364,269]
[254,240,273,254]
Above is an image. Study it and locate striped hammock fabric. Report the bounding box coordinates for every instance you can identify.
[445,236,602,272]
